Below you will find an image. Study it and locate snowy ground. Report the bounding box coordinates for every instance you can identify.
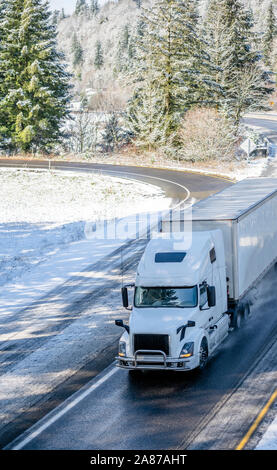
[0,168,170,224]
[0,163,277,449]
[0,168,171,287]
[256,415,277,450]
[0,168,173,441]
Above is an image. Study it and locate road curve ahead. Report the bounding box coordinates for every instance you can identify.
[0,159,234,448]
[0,159,232,206]
[2,134,277,452]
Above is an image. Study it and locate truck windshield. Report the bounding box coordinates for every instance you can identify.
[134,286,198,308]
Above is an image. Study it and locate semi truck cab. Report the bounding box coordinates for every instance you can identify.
[115,230,230,371]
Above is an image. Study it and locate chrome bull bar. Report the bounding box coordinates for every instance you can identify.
[134,349,167,368]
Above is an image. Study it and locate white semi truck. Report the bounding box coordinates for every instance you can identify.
[115,178,277,371]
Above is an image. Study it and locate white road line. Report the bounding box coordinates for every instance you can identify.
[79,168,191,209]
[3,164,191,450]
[9,366,119,450]
[0,163,191,210]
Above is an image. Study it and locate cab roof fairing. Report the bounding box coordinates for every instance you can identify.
[135,232,217,287]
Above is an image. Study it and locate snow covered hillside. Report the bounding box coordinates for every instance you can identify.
[55,0,275,107]
[0,169,170,286]
[57,0,152,106]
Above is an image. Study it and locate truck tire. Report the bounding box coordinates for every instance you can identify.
[233,303,250,329]
[232,305,244,329]
[198,338,208,370]
[128,369,142,379]
[244,303,251,321]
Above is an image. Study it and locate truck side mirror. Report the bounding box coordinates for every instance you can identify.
[115,319,130,334]
[207,286,216,307]
[121,287,129,309]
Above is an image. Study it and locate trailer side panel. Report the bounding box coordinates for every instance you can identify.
[236,194,277,299]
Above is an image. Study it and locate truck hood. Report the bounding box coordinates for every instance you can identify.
[129,307,198,335]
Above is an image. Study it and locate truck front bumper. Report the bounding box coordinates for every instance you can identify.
[115,349,197,371]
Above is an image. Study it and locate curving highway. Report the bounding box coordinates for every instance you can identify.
[0,158,232,206]
[1,138,277,451]
[0,158,232,450]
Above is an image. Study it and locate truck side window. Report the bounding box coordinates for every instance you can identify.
[200,283,208,308]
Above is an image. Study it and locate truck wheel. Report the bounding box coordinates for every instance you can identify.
[198,339,208,370]
[244,303,251,321]
[128,369,142,379]
[232,306,243,329]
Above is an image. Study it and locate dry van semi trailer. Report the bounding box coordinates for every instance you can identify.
[115,178,277,371]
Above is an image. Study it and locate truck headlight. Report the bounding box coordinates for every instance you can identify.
[119,342,126,357]
[180,342,194,358]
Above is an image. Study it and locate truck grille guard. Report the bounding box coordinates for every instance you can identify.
[116,349,192,370]
[134,349,167,368]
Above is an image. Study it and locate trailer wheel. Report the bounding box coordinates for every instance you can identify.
[198,338,208,370]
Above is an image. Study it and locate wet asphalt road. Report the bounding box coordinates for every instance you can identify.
[0,159,232,450]
[0,159,231,205]
[7,267,277,450]
[2,148,277,451]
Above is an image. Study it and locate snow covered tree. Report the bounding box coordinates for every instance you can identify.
[75,0,88,16]
[262,1,277,68]
[133,0,142,7]
[72,32,84,67]
[101,113,130,152]
[116,24,135,72]
[204,0,273,130]
[94,40,104,69]
[51,10,60,26]
[126,0,216,149]
[65,98,99,154]
[0,0,72,152]
[0,0,9,148]
[90,0,100,16]
[127,69,172,150]
[60,8,66,20]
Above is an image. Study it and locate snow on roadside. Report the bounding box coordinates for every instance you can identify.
[0,168,171,287]
[232,157,268,181]
[0,168,169,224]
[256,415,277,450]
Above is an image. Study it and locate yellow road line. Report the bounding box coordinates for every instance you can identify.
[236,389,277,450]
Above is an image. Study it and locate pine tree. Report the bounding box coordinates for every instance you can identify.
[202,0,226,97]
[133,0,142,7]
[0,0,72,152]
[263,1,277,68]
[90,0,100,16]
[126,0,216,149]
[94,40,104,69]
[122,24,130,50]
[72,32,84,68]
[204,0,273,130]
[0,0,9,147]
[101,113,129,152]
[116,24,135,72]
[51,10,60,26]
[127,70,171,150]
[75,0,88,16]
